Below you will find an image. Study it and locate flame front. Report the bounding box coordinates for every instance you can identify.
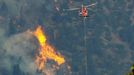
[33,26,65,72]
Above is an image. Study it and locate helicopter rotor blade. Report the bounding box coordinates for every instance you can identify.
[85,2,97,8]
[63,8,80,11]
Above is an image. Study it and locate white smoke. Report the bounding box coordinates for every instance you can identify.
[0,29,71,75]
[1,31,38,75]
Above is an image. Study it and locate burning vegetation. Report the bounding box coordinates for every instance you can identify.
[33,26,65,74]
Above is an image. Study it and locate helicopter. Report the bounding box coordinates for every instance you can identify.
[63,2,97,17]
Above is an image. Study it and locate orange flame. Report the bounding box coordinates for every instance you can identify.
[33,26,65,72]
